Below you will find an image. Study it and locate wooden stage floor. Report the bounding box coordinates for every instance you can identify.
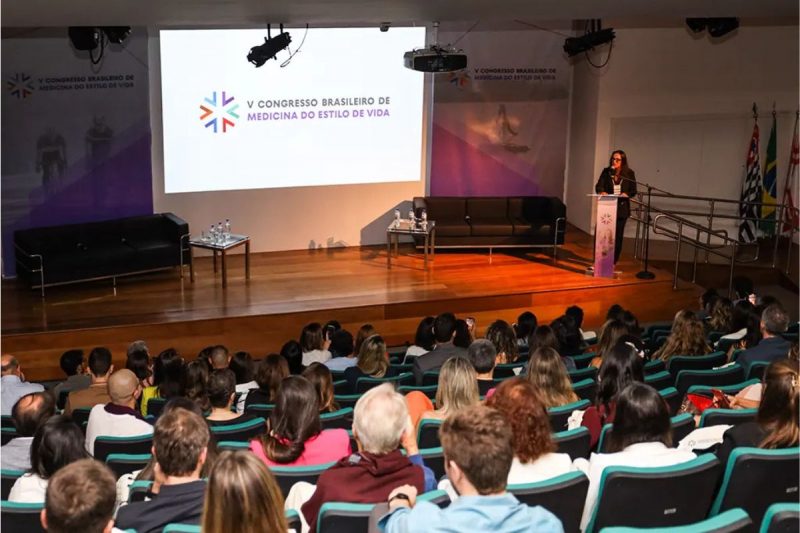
[2,231,703,381]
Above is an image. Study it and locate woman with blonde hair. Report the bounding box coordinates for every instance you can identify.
[202,450,287,533]
[654,309,711,361]
[419,356,479,422]
[526,347,579,408]
[343,334,397,393]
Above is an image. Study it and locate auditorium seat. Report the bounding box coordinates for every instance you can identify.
[333,379,350,395]
[554,427,591,460]
[686,379,759,399]
[422,371,440,387]
[600,508,751,533]
[208,417,266,442]
[644,371,674,391]
[316,502,373,532]
[0,470,24,500]
[419,447,446,480]
[760,503,800,533]
[355,373,414,394]
[105,453,152,478]
[507,471,590,533]
[389,363,414,374]
[568,366,598,383]
[333,394,361,410]
[548,399,590,432]
[128,480,153,503]
[417,419,443,449]
[571,352,597,369]
[584,454,721,533]
[146,398,167,418]
[658,387,681,415]
[675,365,746,400]
[69,407,92,431]
[285,509,303,533]
[666,352,728,378]
[0,501,45,533]
[709,447,800,526]
[572,379,598,402]
[0,416,13,429]
[397,385,437,400]
[1,428,17,446]
[93,433,153,462]
[746,361,771,381]
[271,462,336,498]
[320,408,353,430]
[244,403,274,420]
[162,524,199,532]
[699,408,757,428]
[494,362,525,378]
[644,359,666,375]
[597,413,696,453]
[217,441,250,451]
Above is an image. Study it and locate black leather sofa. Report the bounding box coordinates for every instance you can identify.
[14,213,190,294]
[412,196,566,250]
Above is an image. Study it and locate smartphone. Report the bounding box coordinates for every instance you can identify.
[711,389,731,409]
[465,317,475,329]
[325,325,336,340]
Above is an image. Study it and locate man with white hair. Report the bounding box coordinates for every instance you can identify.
[300,383,436,532]
[84,369,153,455]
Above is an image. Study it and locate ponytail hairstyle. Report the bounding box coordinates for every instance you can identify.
[261,376,322,464]
[758,359,800,449]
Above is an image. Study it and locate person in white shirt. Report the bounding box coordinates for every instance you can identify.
[324,329,358,372]
[230,351,258,412]
[300,322,332,366]
[1,355,44,416]
[84,369,153,455]
[574,382,697,531]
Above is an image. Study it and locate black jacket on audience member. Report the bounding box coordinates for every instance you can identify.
[115,479,206,533]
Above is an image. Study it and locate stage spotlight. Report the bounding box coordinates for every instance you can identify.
[563,27,615,57]
[68,27,101,51]
[102,26,132,44]
[685,18,707,34]
[707,18,739,38]
[247,30,292,67]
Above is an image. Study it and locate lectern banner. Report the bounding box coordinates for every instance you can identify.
[594,196,618,278]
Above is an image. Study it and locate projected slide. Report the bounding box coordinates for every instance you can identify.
[160,28,426,193]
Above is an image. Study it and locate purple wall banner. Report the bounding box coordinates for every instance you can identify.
[1,29,152,277]
[594,195,619,278]
[431,29,570,198]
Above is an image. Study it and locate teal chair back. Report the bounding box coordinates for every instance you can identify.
[163,524,200,533]
[597,413,696,453]
[572,379,598,402]
[0,428,17,446]
[244,403,274,419]
[105,453,152,478]
[355,372,414,394]
[320,408,354,430]
[271,462,336,498]
[397,385,437,399]
[1,501,45,533]
[586,454,721,533]
[644,370,674,391]
[416,418,443,449]
[569,366,598,383]
[333,394,361,410]
[208,417,266,442]
[1,470,24,500]
[760,503,800,533]
[94,433,153,462]
[675,365,746,401]
[710,447,800,526]
[508,471,589,533]
[217,440,250,451]
[666,352,727,378]
[69,407,93,430]
[600,508,751,533]
[317,502,373,533]
[548,399,590,432]
[699,408,757,428]
[554,427,591,460]
[146,398,167,418]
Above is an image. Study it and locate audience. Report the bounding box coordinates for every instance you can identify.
[355,323,379,356]
[64,348,113,416]
[302,362,341,413]
[1,354,45,415]
[697,288,720,320]
[653,309,711,361]
[582,340,644,447]
[85,369,153,455]
[182,359,211,412]
[736,303,791,369]
[52,349,90,402]
[244,353,289,409]
[41,459,117,533]
[201,451,287,533]
[707,297,734,334]
[207,345,231,370]
[413,312,467,384]
[550,315,584,357]
[325,328,357,371]
[1,391,55,471]
[485,320,520,364]
[379,405,562,533]
[513,311,538,351]
[591,319,628,368]
[229,351,257,412]
[526,347,579,409]
[467,339,498,396]
[9,415,89,502]
[280,340,306,375]
[566,305,595,344]
[417,356,479,424]
[205,369,256,426]
[344,334,397,393]
[575,383,696,530]
[140,348,185,416]
[300,322,332,365]
[115,407,211,531]
[453,318,473,349]
[296,383,435,532]
[716,358,799,466]
[250,375,350,466]
[486,379,574,484]
[719,300,759,348]
[125,345,154,390]
[404,316,436,362]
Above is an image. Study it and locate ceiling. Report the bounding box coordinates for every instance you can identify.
[1,0,797,29]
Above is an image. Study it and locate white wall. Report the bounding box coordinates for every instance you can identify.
[566,24,800,242]
[148,31,431,254]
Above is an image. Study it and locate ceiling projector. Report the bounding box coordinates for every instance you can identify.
[404,45,467,73]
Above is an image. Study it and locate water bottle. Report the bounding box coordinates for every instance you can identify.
[393,209,401,228]
[216,222,224,243]
[209,224,217,243]
[421,209,427,222]
[408,209,416,226]
[224,219,231,239]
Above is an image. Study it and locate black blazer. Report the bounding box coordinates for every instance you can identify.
[595,168,637,219]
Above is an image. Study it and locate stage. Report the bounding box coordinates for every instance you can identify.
[2,228,703,381]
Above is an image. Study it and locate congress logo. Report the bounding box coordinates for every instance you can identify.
[199,91,239,133]
[6,73,34,99]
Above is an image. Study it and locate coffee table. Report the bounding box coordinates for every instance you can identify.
[188,234,250,288]
[386,220,436,269]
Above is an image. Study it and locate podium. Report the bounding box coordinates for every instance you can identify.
[589,194,620,278]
